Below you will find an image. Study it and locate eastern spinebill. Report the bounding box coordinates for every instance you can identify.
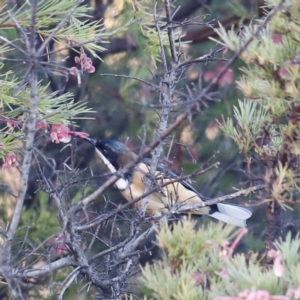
[85,138,252,227]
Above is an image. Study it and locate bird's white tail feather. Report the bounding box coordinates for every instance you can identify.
[216,203,252,220]
[209,203,252,227]
[209,212,246,227]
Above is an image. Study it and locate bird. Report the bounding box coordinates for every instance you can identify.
[85,138,252,227]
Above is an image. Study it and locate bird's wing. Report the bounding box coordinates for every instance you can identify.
[143,158,209,201]
[140,158,252,226]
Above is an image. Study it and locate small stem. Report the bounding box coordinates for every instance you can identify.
[165,0,177,63]
[265,200,282,266]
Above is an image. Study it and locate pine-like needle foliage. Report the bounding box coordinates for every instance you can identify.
[140,218,300,300]
[214,0,300,206]
[0,0,106,160]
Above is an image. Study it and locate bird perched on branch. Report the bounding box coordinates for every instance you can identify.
[85,138,252,227]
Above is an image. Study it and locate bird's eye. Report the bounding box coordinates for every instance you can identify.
[102,149,108,155]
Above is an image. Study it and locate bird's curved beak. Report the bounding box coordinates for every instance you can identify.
[84,137,97,146]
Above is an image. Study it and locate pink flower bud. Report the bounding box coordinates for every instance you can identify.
[219,268,229,278]
[273,256,284,277]
[57,131,72,143]
[278,61,291,79]
[247,291,258,300]
[294,288,300,300]
[272,35,283,45]
[69,66,78,76]
[6,119,18,128]
[238,289,250,298]
[192,272,204,285]
[203,71,215,82]
[286,289,294,298]
[218,69,233,87]
[50,124,72,144]
[255,290,270,300]
[87,65,95,73]
[2,153,18,171]
[36,121,48,131]
[74,56,81,64]
[203,63,234,87]
[267,249,278,258]
[46,234,68,256]
[66,36,75,46]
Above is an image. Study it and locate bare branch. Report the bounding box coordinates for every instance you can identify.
[22,257,73,278]
[176,184,267,213]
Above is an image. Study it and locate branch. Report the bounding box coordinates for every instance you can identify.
[176,184,267,213]
[140,1,178,214]
[182,0,265,44]
[172,0,211,22]
[22,257,73,278]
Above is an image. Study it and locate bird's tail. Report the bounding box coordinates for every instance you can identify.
[208,203,252,227]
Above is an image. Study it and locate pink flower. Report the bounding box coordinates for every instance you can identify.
[66,36,76,46]
[219,268,229,278]
[267,249,277,258]
[74,53,95,73]
[2,153,18,171]
[214,297,240,300]
[286,288,300,300]
[50,124,72,144]
[278,61,291,79]
[192,272,204,285]
[50,124,89,144]
[237,290,270,300]
[295,289,300,300]
[218,69,233,86]
[69,66,79,76]
[203,63,234,87]
[272,35,283,45]
[46,234,68,256]
[6,119,19,129]
[255,290,270,300]
[87,65,95,73]
[273,256,284,277]
[267,249,284,277]
[203,71,215,82]
[238,289,250,298]
[36,121,48,131]
[74,56,80,64]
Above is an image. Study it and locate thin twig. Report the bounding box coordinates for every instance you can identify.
[57,267,80,300]
[176,184,267,213]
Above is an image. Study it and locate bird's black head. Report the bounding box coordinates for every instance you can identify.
[85,138,136,170]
